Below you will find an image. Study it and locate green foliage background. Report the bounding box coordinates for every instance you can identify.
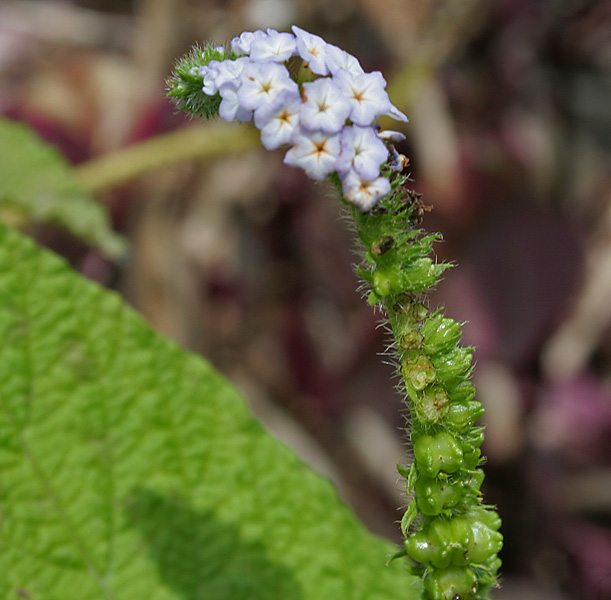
[0,220,423,599]
[0,118,126,258]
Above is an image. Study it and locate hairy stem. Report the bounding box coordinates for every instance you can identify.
[349,186,502,600]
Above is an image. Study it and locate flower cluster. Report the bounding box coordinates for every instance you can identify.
[198,26,408,211]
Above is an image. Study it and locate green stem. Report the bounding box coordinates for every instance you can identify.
[74,122,259,194]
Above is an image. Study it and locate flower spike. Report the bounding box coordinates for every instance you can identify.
[167,27,502,600]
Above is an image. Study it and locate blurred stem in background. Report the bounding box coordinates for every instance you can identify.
[75,122,259,193]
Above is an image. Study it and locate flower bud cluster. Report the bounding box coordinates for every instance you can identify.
[198,26,408,211]
[351,198,503,599]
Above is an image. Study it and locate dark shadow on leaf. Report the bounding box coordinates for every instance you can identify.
[123,488,303,600]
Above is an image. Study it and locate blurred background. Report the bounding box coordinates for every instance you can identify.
[1,1,610,598]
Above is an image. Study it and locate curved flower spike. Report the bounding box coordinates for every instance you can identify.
[168,31,501,600]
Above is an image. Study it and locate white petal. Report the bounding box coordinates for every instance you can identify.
[255,91,302,150]
[230,30,267,55]
[336,70,392,125]
[341,170,390,211]
[291,25,330,75]
[338,126,388,180]
[325,44,364,76]
[237,61,298,112]
[387,104,409,123]
[249,31,297,62]
[376,129,406,142]
[299,78,351,133]
[284,130,341,180]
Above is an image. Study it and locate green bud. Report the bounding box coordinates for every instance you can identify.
[462,427,485,449]
[404,517,468,568]
[421,313,462,354]
[446,401,486,428]
[372,270,392,297]
[414,475,462,515]
[424,566,477,600]
[465,519,504,564]
[468,507,502,532]
[414,470,485,516]
[447,381,476,404]
[372,265,403,297]
[483,555,503,573]
[433,347,473,384]
[415,385,450,424]
[475,555,503,597]
[463,469,485,494]
[413,432,463,477]
[459,428,486,469]
[402,354,437,391]
[166,44,229,119]
[404,257,446,293]
[405,515,502,569]
[462,447,482,470]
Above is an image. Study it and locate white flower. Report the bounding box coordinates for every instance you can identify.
[201,57,249,96]
[341,169,391,211]
[218,81,252,122]
[249,29,297,62]
[254,90,302,150]
[335,70,393,126]
[284,129,341,180]
[200,61,220,95]
[325,44,364,76]
[230,30,267,55]
[291,25,329,75]
[237,61,298,113]
[299,78,351,133]
[337,126,389,180]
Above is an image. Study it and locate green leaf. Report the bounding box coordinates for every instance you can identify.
[0,222,423,600]
[0,118,126,258]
